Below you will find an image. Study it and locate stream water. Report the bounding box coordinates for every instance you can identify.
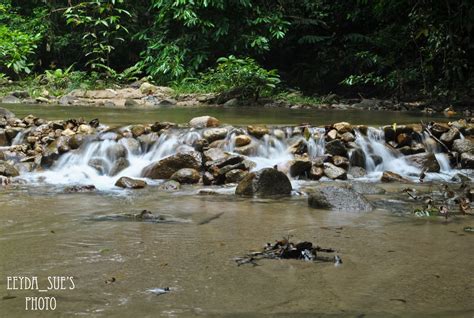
[1,105,473,317]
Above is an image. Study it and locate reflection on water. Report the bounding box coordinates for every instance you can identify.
[0,185,473,317]
[1,103,454,126]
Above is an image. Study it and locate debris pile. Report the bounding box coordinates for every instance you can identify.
[235,237,342,266]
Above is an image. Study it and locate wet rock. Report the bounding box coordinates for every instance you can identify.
[325,139,348,157]
[88,158,107,174]
[323,163,347,180]
[203,127,228,142]
[350,148,366,168]
[151,121,175,132]
[142,152,201,179]
[235,168,292,197]
[157,180,181,191]
[234,135,251,147]
[350,182,386,194]
[61,128,75,137]
[406,153,440,172]
[115,176,147,189]
[341,132,355,142]
[109,157,130,176]
[203,148,228,162]
[308,165,324,180]
[396,133,412,147]
[287,139,307,155]
[411,143,426,154]
[333,122,352,134]
[332,155,349,169]
[430,123,450,137]
[273,129,285,139]
[233,142,259,156]
[460,152,474,169]
[0,129,8,146]
[289,159,312,178]
[106,144,128,161]
[189,116,220,128]
[202,171,215,185]
[139,82,158,95]
[208,139,227,149]
[120,138,141,155]
[131,125,146,138]
[64,185,96,193]
[371,155,383,166]
[348,166,367,178]
[0,107,15,119]
[383,126,396,141]
[1,95,21,104]
[205,154,244,170]
[381,171,411,183]
[225,169,248,183]
[124,98,139,107]
[327,129,338,140]
[440,128,460,146]
[308,186,373,211]
[137,133,159,152]
[247,125,269,138]
[170,168,200,184]
[452,139,473,154]
[0,161,19,177]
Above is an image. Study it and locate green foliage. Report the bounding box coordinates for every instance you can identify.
[64,0,131,74]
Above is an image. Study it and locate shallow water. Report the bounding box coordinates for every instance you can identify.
[1,103,454,126]
[0,184,473,317]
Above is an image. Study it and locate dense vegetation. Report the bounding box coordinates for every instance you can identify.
[1,0,472,101]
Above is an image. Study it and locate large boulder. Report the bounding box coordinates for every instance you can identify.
[235,168,292,197]
[323,162,347,180]
[350,148,367,168]
[234,135,251,147]
[170,168,200,184]
[333,122,352,134]
[440,128,460,146]
[325,139,348,157]
[189,116,220,128]
[247,125,269,138]
[460,152,474,169]
[405,153,440,173]
[142,152,201,179]
[289,159,312,178]
[308,186,373,211]
[115,176,147,189]
[203,148,228,162]
[109,157,130,176]
[0,161,19,177]
[0,107,15,119]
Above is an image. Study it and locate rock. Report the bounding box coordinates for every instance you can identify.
[247,125,269,138]
[351,182,386,194]
[205,154,244,170]
[453,139,474,154]
[371,155,383,166]
[64,185,96,193]
[431,123,450,137]
[289,160,312,178]
[170,168,200,184]
[233,142,259,156]
[460,152,474,169]
[157,180,181,191]
[88,158,107,174]
[203,148,228,162]
[1,95,21,104]
[341,132,355,142]
[139,82,158,95]
[58,95,75,105]
[151,121,175,132]
[109,157,130,176]
[202,171,215,185]
[124,98,139,107]
[287,139,307,155]
[0,107,15,119]
[308,186,373,211]
[381,171,411,183]
[0,129,8,146]
[77,124,95,135]
[223,98,239,107]
[235,168,292,197]
[115,177,147,189]
[234,135,251,147]
[202,128,228,142]
[350,148,366,168]
[225,169,248,183]
[273,129,285,139]
[332,155,349,169]
[333,122,352,133]
[131,125,146,138]
[0,161,19,177]
[308,165,324,180]
[406,153,440,172]
[325,139,348,157]
[411,143,426,154]
[61,128,76,137]
[142,152,201,179]
[440,128,460,146]
[12,91,29,98]
[119,138,141,155]
[323,162,347,180]
[189,116,220,128]
[106,144,128,161]
[396,133,412,147]
[348,166,367,178]
[36,97,49,103]
[327,129,338,140]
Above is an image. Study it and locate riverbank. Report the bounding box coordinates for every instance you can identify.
[1,81,472,114]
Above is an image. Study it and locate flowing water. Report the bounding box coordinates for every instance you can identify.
[1,105,473,317]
